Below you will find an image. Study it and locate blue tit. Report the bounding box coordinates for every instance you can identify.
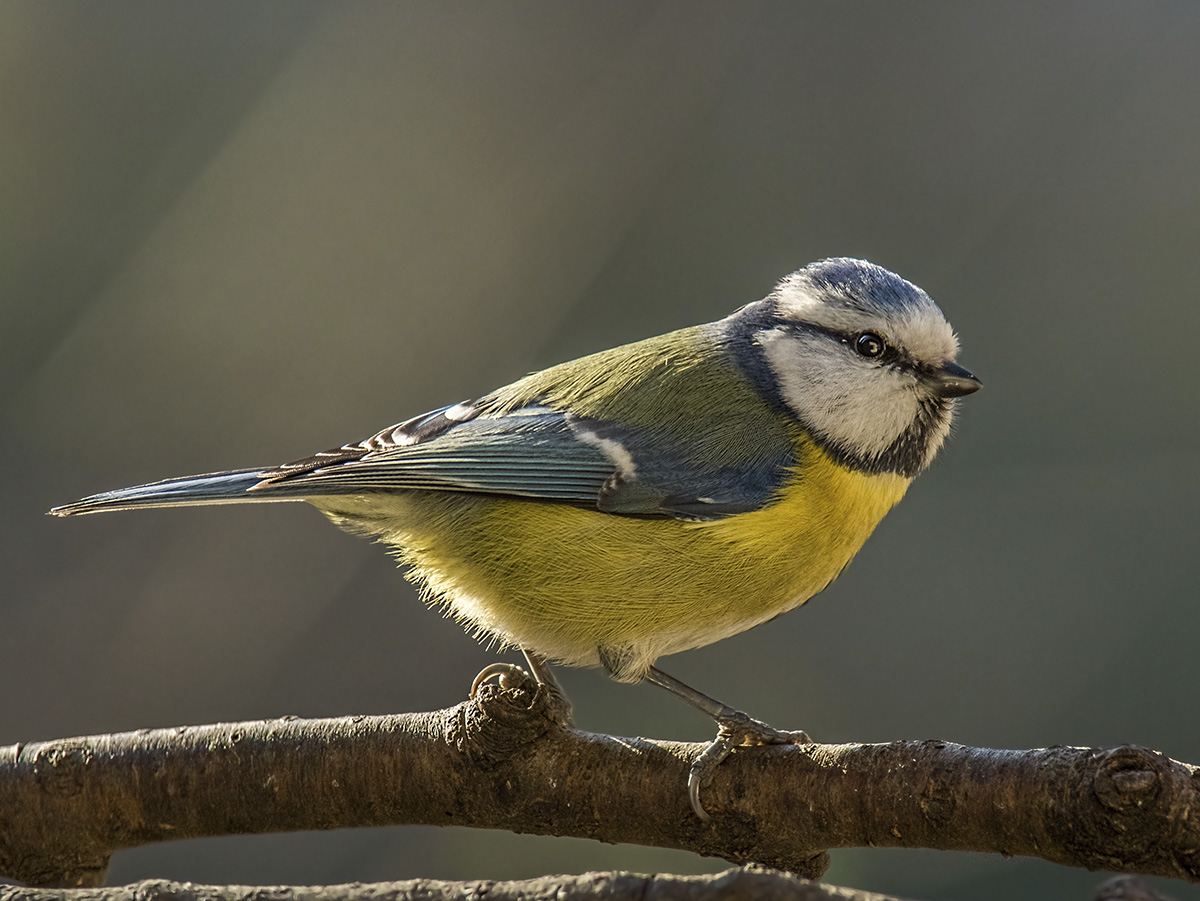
[52,257,980,820]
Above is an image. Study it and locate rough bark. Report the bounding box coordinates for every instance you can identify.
[0,868,907,901]
[1,677,1197,889]
[0,872,1179,901]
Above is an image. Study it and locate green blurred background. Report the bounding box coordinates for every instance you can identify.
[3,3,1198,898]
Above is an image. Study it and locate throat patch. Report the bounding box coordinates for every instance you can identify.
[814,395,950,477]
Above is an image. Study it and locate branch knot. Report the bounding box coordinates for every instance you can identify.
[1094,747,1164,813]
[448,680,571,768]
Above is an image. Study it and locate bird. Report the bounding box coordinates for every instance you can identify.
[52,257,980,820]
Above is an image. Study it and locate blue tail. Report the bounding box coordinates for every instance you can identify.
[49,468,302,516]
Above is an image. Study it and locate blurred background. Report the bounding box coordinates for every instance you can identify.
[3,3,1198,898]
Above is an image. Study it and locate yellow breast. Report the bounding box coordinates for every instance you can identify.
[316,439,911,681]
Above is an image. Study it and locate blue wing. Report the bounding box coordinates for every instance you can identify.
[259,399,794,519]
[258,403,616,503]
[53,400,796,520]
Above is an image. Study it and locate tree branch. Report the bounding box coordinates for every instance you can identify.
[2,677,1197,888]
[0,869,912,901]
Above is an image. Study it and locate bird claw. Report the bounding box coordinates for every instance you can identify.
[470,662,537,697]
[470,654,574,729]
[688,712,812,822]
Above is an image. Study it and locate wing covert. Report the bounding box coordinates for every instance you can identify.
[258,404,615,504]
[258,398,797,519]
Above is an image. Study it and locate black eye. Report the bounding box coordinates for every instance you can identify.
[855,331,886,358]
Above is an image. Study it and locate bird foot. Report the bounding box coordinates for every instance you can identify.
[689,710,812,823]
[470,654,573,729]
[470,662,536,697]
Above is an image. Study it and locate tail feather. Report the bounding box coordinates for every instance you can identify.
[49,468,300,517]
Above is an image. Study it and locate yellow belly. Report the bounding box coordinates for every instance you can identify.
[316,445,910,681]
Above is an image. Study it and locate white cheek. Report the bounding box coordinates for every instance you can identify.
[757,329,918,458]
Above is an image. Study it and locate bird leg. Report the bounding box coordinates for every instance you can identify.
[520,650,563,692]
[643,665,812,822]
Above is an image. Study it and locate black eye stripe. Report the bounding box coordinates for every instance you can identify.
[789,322,893,354]
[796,323,916,374]
[779,320,917,369]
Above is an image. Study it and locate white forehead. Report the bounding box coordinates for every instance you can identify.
[772,258,960,362]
